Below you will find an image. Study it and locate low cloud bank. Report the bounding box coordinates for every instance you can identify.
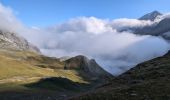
[0,3,169,75]
[41,17,169,75]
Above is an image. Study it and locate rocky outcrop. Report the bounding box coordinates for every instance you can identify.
[0,30,40,53]
[64,55,113,80]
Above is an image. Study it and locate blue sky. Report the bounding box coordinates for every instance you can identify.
[1,0,170,27]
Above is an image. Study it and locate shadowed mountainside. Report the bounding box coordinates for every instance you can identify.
[71,51,170,100]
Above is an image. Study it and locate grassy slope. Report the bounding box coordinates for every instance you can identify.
[0,49,108,100]
[0,50,87,91]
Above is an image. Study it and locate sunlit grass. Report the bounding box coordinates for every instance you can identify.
[0,50,88,91]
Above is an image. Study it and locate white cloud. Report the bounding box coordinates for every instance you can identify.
[41,17,170,75]
[49,17,114,34]
[110,18,154,31]
[0,3,24,32]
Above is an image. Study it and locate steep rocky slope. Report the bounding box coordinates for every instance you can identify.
[64,55,113,81]
[71,51,170,100]
[0,30,39,53]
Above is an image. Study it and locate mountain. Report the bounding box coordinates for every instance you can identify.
[0,30,40,53]
[64,55,113,80]
[71,51,170,100]
[119,11,170,40]
[139,11,162,21]
[134,17,170,39]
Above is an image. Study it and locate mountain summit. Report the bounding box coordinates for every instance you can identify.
[139,11,162,21]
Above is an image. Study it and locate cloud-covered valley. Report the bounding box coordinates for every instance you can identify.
[0,3,170,75]
[40,17,169,74]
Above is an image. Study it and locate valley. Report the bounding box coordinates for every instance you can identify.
[0,1,169,99]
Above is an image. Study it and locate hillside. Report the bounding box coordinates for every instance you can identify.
[0,49,112,100]
[71,51,170,100]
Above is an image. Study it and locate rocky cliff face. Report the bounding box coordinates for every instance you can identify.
[71,51,170,100]
[0,30,40,53]
[64,55,113,80]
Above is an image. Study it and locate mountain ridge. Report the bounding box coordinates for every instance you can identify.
[0,30,40,53]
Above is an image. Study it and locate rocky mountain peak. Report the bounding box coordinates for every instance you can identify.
[139,10,162,21]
